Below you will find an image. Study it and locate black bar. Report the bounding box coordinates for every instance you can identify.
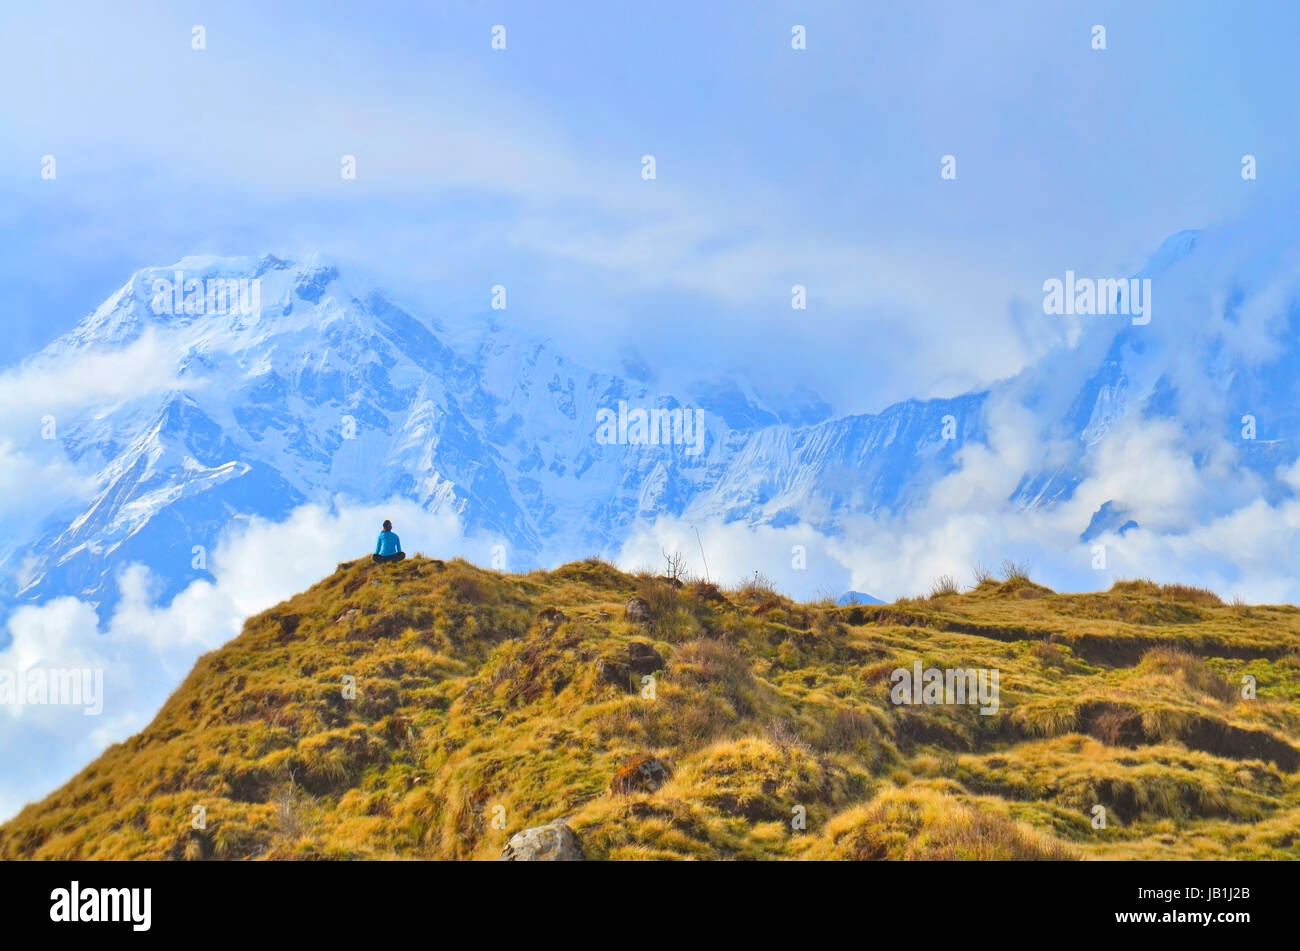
[1,859,1282,938]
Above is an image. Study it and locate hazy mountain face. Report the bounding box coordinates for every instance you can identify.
[0,254,954,612]
[4,224,1299,619]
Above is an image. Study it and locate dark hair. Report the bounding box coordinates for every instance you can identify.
[382,520,392,531]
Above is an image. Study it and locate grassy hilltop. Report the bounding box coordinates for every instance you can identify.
[3,556,1299,860]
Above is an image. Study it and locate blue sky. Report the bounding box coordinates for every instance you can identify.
[6,0,1300,824]
[2,0,1298,411]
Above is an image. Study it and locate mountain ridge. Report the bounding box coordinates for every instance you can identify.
[3,556,1297,860]
[6,219,1300,622]
[4,255,977,615]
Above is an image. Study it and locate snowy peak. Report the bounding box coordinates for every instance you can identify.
[9,217,1300,617]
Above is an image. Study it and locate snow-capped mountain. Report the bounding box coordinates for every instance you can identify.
[0,253,970,616]
[4,223,1299,619]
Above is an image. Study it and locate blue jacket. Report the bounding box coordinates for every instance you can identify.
[375,531,402,557]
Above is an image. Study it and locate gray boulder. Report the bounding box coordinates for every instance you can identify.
[625,597,652,623]
[500,821,584,861]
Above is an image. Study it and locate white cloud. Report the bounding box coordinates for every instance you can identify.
[0,329,197,535]
[0,329,190,421]
[0,441,96,533]
[616,517,852,602]
[618,396,1300,609]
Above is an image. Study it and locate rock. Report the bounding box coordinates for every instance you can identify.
[596,657,632,690]
[690,582,727,603]
[625,597,652,623]
[500,821,584,861]
[272,614,301,641]
[537,607,568,632]
[596,641,663,692]
[609,755,673,796]
[626,641,663,675]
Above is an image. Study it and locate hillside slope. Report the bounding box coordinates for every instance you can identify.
[3,558,1299,860]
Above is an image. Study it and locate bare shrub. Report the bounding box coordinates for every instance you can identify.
[1000,559,1031,583]
[929,574,960,598]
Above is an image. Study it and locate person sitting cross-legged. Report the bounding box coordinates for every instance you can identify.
[372,519,405,563]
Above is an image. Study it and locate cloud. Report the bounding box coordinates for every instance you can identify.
[0,1,1079,416]
[615,517,853,602]
[0,441,96,533]
[0,330,197,542]
[616,398,1300,609]
[0,329,190,421]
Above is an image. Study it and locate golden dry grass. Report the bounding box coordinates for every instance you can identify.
[1,556,1297,860]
